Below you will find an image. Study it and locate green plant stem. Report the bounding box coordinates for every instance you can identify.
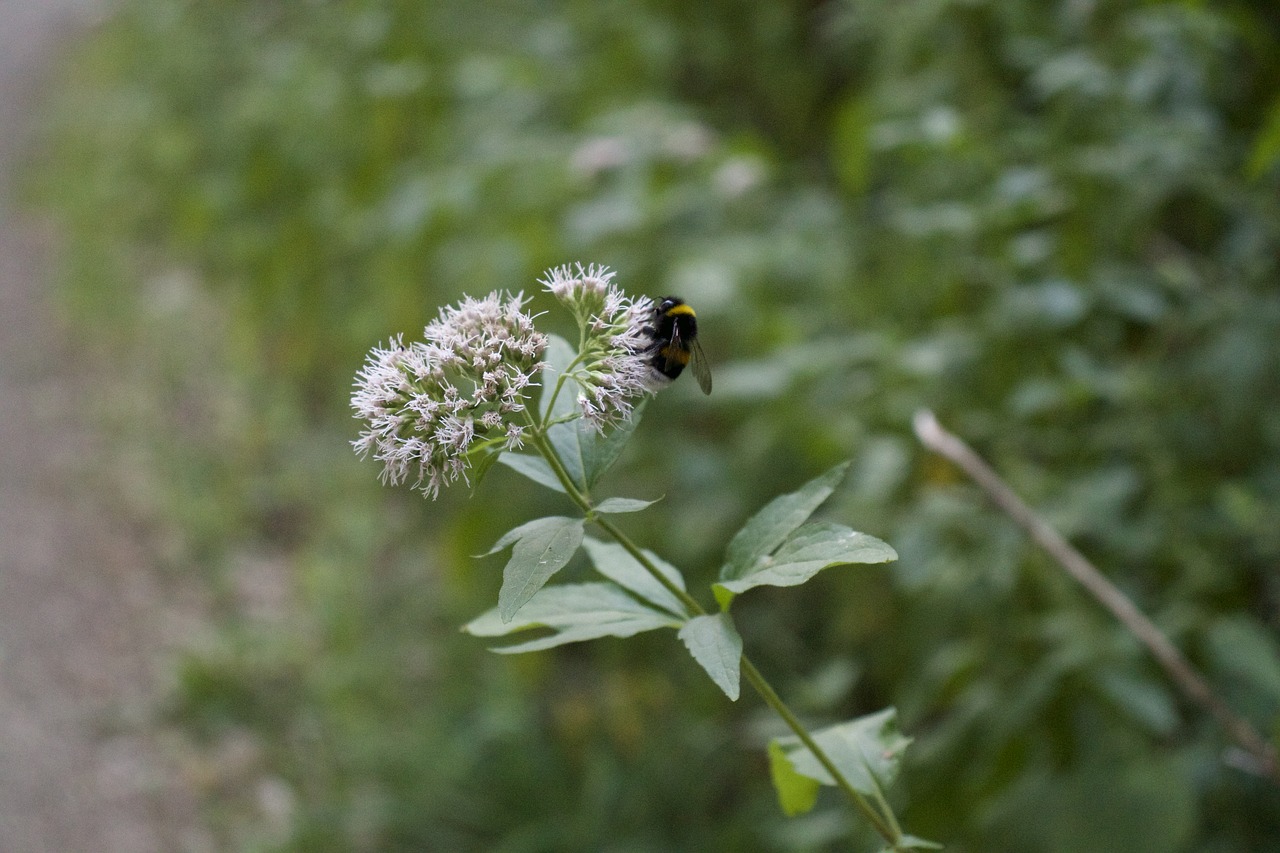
[463,434,513,458]
[524,421,593,505]
[593,515,706,616]
[872,782,904,841]
[525,415,902,848]
[600,516,899,846]
[542,349,589,421]
[740,659,896,843]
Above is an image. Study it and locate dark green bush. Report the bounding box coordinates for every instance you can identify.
[32,0,1280,849]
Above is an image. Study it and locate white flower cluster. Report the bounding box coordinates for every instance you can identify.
[539,264,655,432]
[351,292,547,498]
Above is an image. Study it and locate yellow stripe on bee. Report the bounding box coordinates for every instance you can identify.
[665,303,696,317]
[661,346,691,365]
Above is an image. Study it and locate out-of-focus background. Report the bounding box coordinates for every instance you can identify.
[4,0,1280,850]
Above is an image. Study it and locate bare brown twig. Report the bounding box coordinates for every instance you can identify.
[912,409,1280,785]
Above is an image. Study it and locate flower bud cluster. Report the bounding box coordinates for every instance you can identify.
[351,292,546,498]
[539,264,655,432]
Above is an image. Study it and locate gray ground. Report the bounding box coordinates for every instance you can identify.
[0,1,205,849]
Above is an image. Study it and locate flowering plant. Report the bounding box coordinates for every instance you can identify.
[353,265,935,851]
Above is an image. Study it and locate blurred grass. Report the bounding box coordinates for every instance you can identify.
[25,0,1280,849]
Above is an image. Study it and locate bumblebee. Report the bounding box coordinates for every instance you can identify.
[644,296,712,395]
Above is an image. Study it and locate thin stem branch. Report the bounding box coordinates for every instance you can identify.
[463,434,510,458]
[524,413,903,846]
[543,350,589,421]
[606,516,901,845]
[913,409,1280,785]
[592,515,706,617]
[741,658,898,844]
[871,779,904,840]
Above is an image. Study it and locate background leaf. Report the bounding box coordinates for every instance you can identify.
[767,740,820,817]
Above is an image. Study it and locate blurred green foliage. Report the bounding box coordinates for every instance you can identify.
[29,0,1280,849]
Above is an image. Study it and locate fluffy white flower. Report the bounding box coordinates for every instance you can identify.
[540,264,655,432]
[352,292,546,498]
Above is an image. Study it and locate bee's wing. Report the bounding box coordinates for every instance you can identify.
[663,319,685,372]
[690,338,713,395]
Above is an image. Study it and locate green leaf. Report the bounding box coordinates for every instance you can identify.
[540,334,579,421]
[496,453,566,493]
[540,335,589,489]
[1091,668,1178,736]
[581,537,688,618]
[1247,95,1280,179]
[547,421,588,491]
[767,740,820,817]
[831,93,873,195]
[463,582,678,653]
[539,334,647,491]
[547,396,647,493]
[467,447,503,495]
[721,461,851,582]
[677,613,743,700]
[775,708,909,795]
[894,836,944,850]
[985,757,1195,852]
[480,518,551,557]
[492,516,585,622]
[1205,615,1280,706]
[581,398,647,487]
[593,496,659,514]
[717,522,897,595]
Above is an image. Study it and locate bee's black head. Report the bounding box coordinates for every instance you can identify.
[658,296,686,314]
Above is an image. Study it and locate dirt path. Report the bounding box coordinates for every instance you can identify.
[0,1,204,849]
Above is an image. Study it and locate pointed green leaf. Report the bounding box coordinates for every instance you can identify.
[547,422,587,491]
[1247,95,1280,179]
[467,447,503,495]
[479,517,551,557]
[775,708,910,795]
[721,461,851,582]
[678,613,743,700]
[539,335,647,491]
[767,740,820,817]
[581,537,688,618]
[712,583,736,612]
[581,398,647,487]
[540,335,588,489]
[496,516,584,622]
[540,334,579,420]
[717,522,897,595]
[548,400,645,492]
[497,453,567,493]
[464,582,678,653]
[593,496,660,514]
